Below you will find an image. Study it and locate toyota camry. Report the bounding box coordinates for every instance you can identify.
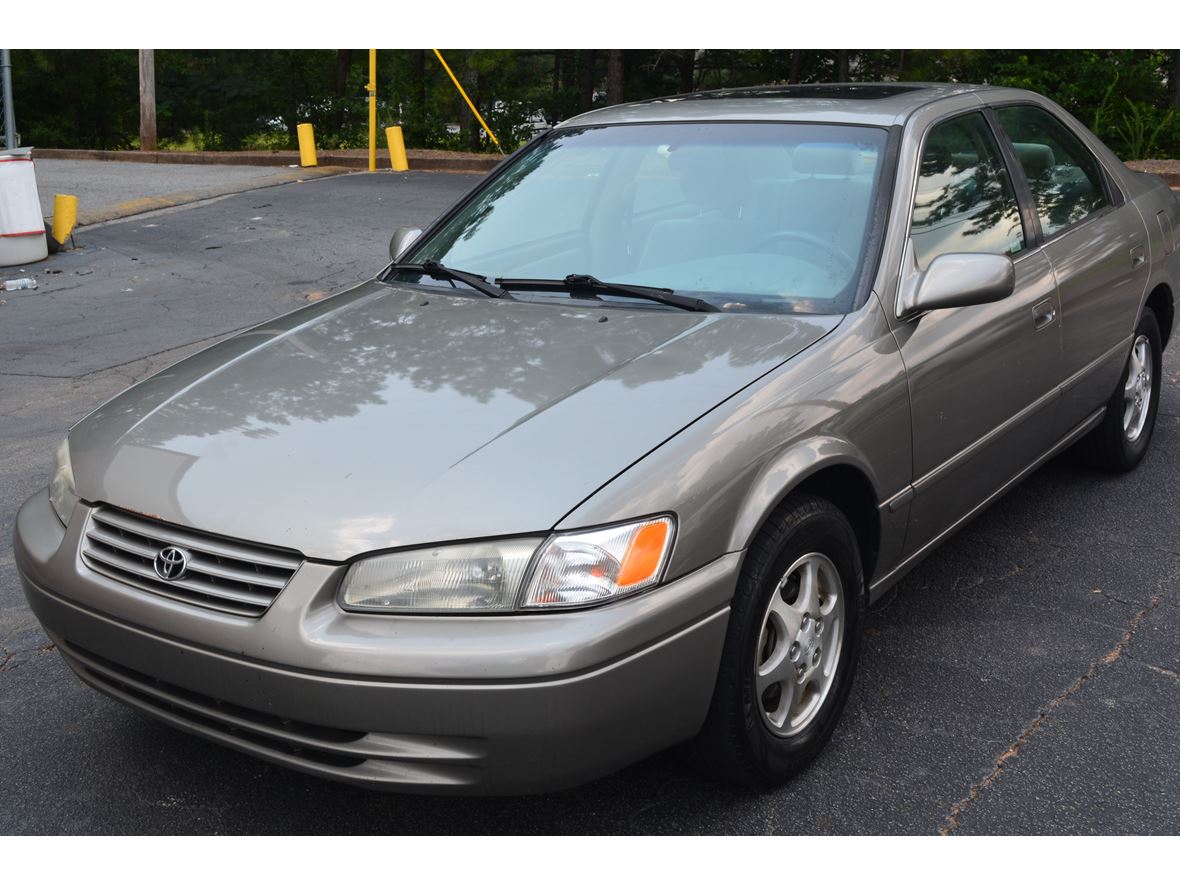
[15,82,1180,793]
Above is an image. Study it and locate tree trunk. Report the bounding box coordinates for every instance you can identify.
[1172,50,1180,109]
[607,50,624,105]
[414,49,426,118]
[678,50,695,93]
[896,48,906,81]
[138,49,156,151]
[836,49,849,82]
[578,49,597,111]
[333,49,352,132]
[789,49,802,84]
[467,57,482,151]
[452,51,478,150]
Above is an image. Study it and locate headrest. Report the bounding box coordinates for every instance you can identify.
[793,143,861,176]
[668,146,751,214]
[951,151,979,170]
[1013,142,1055,179]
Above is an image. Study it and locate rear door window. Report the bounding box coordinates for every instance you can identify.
[994,105,1109,238]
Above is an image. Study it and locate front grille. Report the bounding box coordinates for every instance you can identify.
[81,505,302,617]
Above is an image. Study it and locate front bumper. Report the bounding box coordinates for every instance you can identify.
[15,491,737,794]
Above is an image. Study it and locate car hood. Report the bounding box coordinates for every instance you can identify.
[70,281,839,560]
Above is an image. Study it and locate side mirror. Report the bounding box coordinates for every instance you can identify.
[896,241,1015,320]
[389,226,423,262]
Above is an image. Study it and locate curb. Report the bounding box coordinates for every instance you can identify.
[58,165,354,228]
[33,147,503,175]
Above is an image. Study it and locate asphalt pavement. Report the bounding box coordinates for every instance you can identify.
[1,170,1177,834]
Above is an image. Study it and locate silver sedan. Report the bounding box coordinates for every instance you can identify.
[15,82,1180,793]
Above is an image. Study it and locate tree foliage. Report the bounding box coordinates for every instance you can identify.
[10,49,1180,158]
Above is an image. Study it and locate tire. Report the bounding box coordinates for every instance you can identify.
[689,493,863,788]
[1076,309,1162,473]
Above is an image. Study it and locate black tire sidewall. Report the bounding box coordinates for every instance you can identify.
[732,501,863,782]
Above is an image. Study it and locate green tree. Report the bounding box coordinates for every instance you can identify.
[9,49,1180,158]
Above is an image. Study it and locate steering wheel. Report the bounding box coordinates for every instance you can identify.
[752,231,857,275]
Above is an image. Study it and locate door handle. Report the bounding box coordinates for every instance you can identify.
[1032,298,1056,330]
[1131,244,1146,268]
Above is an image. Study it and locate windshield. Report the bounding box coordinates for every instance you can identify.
[401,122,890,315]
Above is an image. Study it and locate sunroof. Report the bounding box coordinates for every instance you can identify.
[653,84,923,102]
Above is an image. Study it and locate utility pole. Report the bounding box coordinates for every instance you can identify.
[1,49,16,150]
[368,49,377,172]
[139,49,157,151]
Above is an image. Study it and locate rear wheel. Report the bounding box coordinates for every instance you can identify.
[1077,310,1162,472]
[690,494,863,787]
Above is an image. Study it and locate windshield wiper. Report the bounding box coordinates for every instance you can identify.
[389,260,513,300]
[494,273,719,313]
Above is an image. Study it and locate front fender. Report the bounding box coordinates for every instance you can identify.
[555,297,912,589]
[726,435,883,554]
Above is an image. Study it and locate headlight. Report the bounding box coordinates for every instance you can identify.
[338,515,675,613]
[48,438,79,526]
[340,538,542,612]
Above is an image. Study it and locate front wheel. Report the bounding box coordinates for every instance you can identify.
[689,494,863,788]
[1077,309,1162,473]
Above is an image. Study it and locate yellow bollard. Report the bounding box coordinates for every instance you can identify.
[368,49,377,172]
[297,123,317,167]
[385,126,409,172]
[51,194,78,245]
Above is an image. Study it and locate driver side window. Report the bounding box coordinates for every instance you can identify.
[911,112,1027,270]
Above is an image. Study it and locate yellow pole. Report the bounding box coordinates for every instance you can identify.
[51,194,78,245]
[385,125,409,171]
[432,49,499,148]
[368,49,377,172]
[296,123,317,167]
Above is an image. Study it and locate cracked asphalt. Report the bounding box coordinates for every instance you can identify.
[1,170,1178,835]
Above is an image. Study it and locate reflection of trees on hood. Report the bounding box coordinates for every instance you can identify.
[130,285,812,446]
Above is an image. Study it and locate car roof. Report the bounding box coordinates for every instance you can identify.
[556,82,1013,129]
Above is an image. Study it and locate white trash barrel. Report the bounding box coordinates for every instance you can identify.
[0,147,48,267]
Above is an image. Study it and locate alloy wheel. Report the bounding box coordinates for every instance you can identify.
[754,552,845,737]
[1123,333,1153,443]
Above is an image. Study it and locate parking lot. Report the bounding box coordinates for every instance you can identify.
[1,169,1177,834]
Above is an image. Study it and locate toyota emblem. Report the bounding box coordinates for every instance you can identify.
[154,546,190,581]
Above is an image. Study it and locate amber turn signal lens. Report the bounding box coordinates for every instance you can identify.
[618,521,670,587]
[522,515,677,609]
